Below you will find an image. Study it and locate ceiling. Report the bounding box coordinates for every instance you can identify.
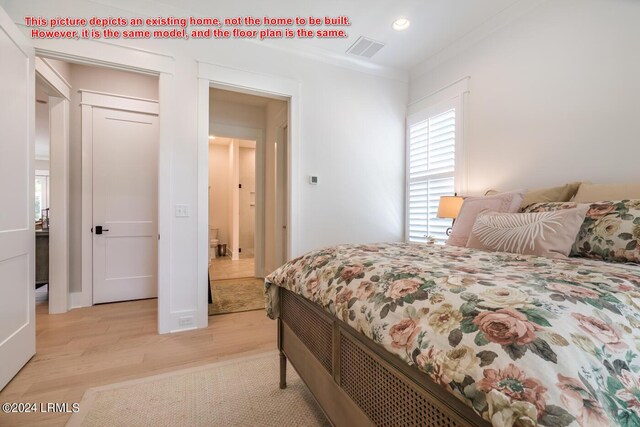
[154,0,525,71]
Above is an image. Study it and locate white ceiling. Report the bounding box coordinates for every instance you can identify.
[154,0,525,70]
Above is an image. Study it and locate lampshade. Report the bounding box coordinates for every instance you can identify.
[437,196,464,219]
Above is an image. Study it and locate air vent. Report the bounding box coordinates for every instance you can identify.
[346,36,385,59]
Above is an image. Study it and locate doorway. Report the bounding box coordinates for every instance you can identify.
[209,137,256,267]
[207,88,288,317]
[33,58,71,316]
[31,57,160,311]
[34,75,54,311]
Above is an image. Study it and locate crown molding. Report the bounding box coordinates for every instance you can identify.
[410,0,549,80]
[88,0,409,83]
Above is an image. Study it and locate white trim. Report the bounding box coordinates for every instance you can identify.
[80,103,93,308]
[410,0,548,78]
[0,7,31,57]
[69,291,84,310]
[19,0,405,83]
[18,23,175,76]
[198,62,297,101]
[407,77,469,197]
[197,62,300,328]
[157,72,173,334]
[20,39,173,332]
[80,90,159,115]
[196,77,209,330]
[47,96,70,314]
[35,57,71,100]
[81,91,160,310]
[229,140,240,261]
[197,63,301,259]
[405,88,468,242]
[34,52,72,315]
[408,76,469,116]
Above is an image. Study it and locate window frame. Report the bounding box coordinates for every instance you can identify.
[405,89,466,243]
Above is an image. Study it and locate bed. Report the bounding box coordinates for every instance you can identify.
[266,242,640,427]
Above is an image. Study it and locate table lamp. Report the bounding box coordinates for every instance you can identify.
[437,195,464,236]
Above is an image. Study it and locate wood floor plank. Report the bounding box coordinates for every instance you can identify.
[0,299,276,427]
[210,256,256,280]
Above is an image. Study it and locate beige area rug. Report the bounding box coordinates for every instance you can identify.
[209,277,265,315]
[67,352,330,427]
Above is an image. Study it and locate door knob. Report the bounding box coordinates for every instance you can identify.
[95,226,110,235]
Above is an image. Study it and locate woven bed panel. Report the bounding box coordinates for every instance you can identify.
[340,335,460,427]
[281,291,333,374]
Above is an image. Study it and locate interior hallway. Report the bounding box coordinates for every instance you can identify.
[0,299,276,427]
[210,255,257,281]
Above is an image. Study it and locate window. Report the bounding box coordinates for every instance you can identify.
[35,172,49,220]
[407,103,458,243]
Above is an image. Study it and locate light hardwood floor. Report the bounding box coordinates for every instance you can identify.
[0,299,276,426]
[210,256,256,280]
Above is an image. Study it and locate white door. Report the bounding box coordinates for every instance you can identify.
[92,107,158,304]
[0,9,36,390]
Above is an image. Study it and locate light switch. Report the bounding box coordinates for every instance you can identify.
[175,204,189,217]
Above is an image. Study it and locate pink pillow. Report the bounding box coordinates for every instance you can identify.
[466,206,589,258]
[446,190,525,247]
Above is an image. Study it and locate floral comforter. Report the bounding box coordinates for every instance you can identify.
[265,243,640,427]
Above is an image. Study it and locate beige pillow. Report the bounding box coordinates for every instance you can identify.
[484,182,582,209]
[521,182,582,208]
[446,190,525,247]
[466,205,590,258]
[573,183,640,203]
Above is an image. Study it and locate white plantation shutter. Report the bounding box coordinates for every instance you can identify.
[407,108,457,243]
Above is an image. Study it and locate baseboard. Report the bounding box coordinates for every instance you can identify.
[69,291,88,309]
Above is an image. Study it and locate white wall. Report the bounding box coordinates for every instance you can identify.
[209,96,265,131]
[0,0,407,332]
[264,100,286,271]
[239,146,256,255]
[410,0,640,195]
[34,101,49,161]
[67,63,158,293]
[209,143,230,247]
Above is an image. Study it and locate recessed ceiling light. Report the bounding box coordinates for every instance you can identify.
[392,18,410,31]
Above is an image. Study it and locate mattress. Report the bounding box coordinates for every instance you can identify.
[265,242,640,427]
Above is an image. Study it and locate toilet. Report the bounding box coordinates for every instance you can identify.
[209,227,219,259]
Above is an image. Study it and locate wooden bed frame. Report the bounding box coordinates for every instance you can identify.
[277,287,491,427]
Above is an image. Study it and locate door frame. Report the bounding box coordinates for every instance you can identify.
[80,91,159,307]
[28,39,177,332]
[197,61,300,327]
[35,57,71,314]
